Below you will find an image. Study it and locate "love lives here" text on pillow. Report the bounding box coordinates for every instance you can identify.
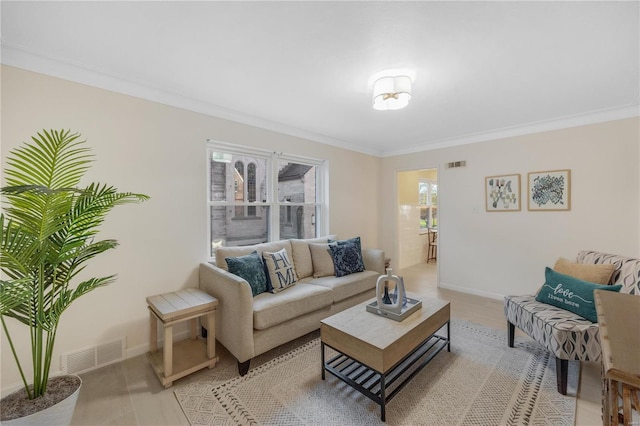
[535,267,622,322]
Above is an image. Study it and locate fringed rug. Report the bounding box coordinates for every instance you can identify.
[175,321,578,425]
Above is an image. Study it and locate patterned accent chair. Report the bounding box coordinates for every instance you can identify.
[504,250,640,394]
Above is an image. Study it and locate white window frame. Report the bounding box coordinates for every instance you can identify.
[206,140,328,261]
[419,178,437,233]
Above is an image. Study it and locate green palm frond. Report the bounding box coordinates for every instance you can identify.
[4,129,91,189]
[0,279,32,315]
[0,129,148,398]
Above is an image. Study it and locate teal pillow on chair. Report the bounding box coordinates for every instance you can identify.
[226,251,268,296]
[535,267,622,322]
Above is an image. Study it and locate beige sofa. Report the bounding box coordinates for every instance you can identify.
[199,236,385,375]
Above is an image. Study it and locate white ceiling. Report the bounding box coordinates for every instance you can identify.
[2,1,639,157]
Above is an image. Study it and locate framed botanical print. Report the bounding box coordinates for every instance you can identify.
[528,169,571,211]
[485,174,521,212]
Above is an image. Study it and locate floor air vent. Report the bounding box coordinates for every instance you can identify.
[62,338,126,375]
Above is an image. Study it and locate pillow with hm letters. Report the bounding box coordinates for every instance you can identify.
[263,248,297,293]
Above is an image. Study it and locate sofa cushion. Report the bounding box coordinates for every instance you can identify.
[309,242,337,278]
[290,235,336,279]
[553,257,615,284]
[302,269,378,303]
[504,294,601,361]
[535,267,622,322]
[329,242,365,277]
[215,240,292,271]
[252,283,333,330]
[263,248,297,293]
[225,251,268,296]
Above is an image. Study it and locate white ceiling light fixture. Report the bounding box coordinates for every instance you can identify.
[372,75,412,111]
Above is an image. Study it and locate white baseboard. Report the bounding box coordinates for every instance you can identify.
[438,281,505,300]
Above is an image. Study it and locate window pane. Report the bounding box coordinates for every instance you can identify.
[279,205,316,239]
[210,206,227,257]
[247,163,257,216]
[210,206,270,256]
[419,182,428,205]
[277,161,316,203]
[210,153,267,203]
[420,207,428,229]
[209,157,228,202]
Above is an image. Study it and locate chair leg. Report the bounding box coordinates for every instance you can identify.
[555,357,568,395]
[238,359,250,376]
[507,322,515,348]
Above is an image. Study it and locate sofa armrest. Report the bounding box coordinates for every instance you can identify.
[199,262,255,363]
[362,248,385,275]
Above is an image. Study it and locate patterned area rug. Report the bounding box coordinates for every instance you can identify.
[175,321,578,425]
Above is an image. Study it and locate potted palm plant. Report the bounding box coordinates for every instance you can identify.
[0,129,148,424]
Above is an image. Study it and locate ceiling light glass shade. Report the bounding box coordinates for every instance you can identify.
[211,152,232,163]
[372,75,412,110]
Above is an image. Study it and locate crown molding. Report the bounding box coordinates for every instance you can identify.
[3,43,637,159]
[382,104,640,157]
[1,44,380,157]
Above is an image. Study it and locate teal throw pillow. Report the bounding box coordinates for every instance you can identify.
[226,251,268,297]
[535,267,622,322]
[329,242,365,277]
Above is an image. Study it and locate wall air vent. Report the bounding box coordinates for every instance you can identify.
[61,337,126,375]
[447,160,466,169]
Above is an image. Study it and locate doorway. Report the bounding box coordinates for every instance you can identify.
[396,168,438,271]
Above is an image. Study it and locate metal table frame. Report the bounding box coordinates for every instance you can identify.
[321,322,450,421]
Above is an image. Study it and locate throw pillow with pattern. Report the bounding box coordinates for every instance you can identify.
[263,248,297,293]
[329,242,365,277]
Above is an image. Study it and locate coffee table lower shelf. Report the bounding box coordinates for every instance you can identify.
[321,323,450,421]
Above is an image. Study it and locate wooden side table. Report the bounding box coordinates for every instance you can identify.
[595,290,640,426]
[147,288,218,388]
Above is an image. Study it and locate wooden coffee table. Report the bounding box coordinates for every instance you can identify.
[320,296,450,421]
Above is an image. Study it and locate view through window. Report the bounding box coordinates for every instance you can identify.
[207,143,326,259]
[419,179,438,230]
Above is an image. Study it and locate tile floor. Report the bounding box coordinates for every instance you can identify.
[70,262,603,425]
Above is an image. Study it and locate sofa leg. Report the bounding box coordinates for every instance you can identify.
[238,360,250,376]
[555,357,568,395]
[507,322,515,348]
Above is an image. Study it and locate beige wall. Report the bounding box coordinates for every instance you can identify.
[0,65,381,392]
[382,117,640,298]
